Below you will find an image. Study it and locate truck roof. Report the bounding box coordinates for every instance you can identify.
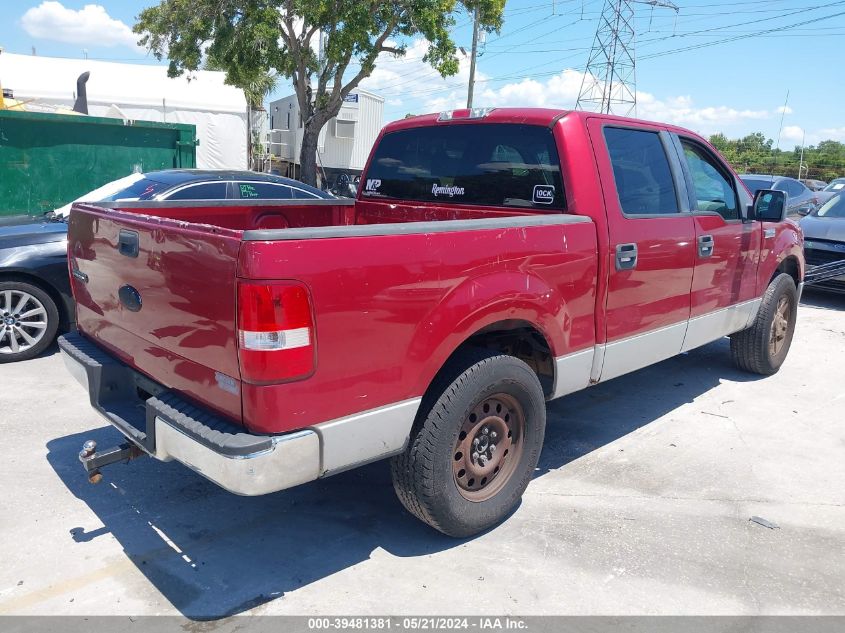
[384,107,698,138]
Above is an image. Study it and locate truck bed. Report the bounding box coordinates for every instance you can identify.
[101,197,548,232]
[68,199,598,435]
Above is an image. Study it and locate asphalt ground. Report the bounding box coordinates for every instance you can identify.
[0,290,843,619]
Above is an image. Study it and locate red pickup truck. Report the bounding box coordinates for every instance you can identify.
[60,108,804,537]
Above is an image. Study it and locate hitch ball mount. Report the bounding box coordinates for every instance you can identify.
[79,439,146,484]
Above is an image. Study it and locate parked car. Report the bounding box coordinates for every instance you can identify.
[0,215,74,362]
[0,170,332,362]
[740,174,818,216]
[800,191,845,293]
[800,179,827,192]
[812,177,845,207]
[56,169,331,212]
[60,108,803,537]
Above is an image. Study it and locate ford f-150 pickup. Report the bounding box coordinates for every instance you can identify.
[60,108,804,537]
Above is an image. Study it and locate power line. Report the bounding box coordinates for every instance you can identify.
[640,8,845,59]
[375,0,845,113]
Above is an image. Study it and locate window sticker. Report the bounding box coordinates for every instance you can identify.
[533,184,555,204]
[431,184,465,198]
[239,183,259,198]
[364,179,382,193]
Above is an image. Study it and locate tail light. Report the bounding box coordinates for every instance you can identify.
[237,281,316,383]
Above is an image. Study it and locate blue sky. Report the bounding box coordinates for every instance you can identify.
[2,0,844,146]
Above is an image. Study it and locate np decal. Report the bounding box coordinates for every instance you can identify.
[533,184,555,205]
[365,179,381,192]
[432,184,465,198]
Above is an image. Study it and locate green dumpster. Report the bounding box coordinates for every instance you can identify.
[0,110,197,217]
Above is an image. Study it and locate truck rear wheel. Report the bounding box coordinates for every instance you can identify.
[730,273,798,375]
[391,350,546,537]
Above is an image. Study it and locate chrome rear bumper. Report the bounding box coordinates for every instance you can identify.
[59,332,320,495]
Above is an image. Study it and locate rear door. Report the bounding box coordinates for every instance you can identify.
[672,135,761,351]
[588,120,696,381]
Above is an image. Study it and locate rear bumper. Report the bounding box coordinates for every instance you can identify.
[58,332,320,495]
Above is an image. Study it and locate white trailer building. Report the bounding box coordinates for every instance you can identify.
[266,88,384,183]
[0,53,248,170]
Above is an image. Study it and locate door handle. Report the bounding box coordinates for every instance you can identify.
[698,234,714,258]
[615,243,638,270]
[117,229,139,258]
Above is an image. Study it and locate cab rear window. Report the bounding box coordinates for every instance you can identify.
[361,123,565,209]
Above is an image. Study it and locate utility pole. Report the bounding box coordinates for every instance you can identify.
[576,0,678,116]
[466,8,479,109]
[798,129,806,179]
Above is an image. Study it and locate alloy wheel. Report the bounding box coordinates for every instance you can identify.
[0,289,49,356]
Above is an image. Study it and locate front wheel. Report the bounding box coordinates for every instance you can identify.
[730,273,798,375]
[391,350,546,537]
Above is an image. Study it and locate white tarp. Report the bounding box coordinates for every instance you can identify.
[0,53,248,169]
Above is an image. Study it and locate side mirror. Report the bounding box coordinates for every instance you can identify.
[751,189,787,222]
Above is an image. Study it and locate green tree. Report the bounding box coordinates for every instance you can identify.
[708,132,845,182]
[135,0,505,185]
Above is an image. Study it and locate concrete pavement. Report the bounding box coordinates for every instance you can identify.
[0,292,843,617]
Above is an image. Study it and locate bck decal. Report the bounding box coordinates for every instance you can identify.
[533,184,555,205]
[365,179,382,192]
[432,184,465,197]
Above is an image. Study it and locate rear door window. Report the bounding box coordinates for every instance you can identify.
[236,182,294,199]
[292,187,321,199]
[603,127,679,215]
[163,182,228,200]
[361,123,565,209]
[783,179,806,197]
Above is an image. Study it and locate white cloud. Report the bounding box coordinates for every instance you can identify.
[780,125,805,144]
[475,69,770,136]
[21,1,141,51]
[361,39,487,115]
[816,127,845,142]
[636,91,770,134]
[362,44,773,137]
[478,69,584,108]
[776,105,794,115]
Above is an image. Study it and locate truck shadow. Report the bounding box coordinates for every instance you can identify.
[46,429,450,619]
[45,337,761,619]
[537,337,760,475]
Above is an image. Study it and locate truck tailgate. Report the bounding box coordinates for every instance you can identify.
[67,204,244,422]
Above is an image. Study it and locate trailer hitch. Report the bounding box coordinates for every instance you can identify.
[78,439,146,484]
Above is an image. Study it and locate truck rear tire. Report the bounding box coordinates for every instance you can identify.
[391,349,546,537]
[730,273,798,375]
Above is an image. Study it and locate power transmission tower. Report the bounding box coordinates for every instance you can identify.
[575,0,678,116]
